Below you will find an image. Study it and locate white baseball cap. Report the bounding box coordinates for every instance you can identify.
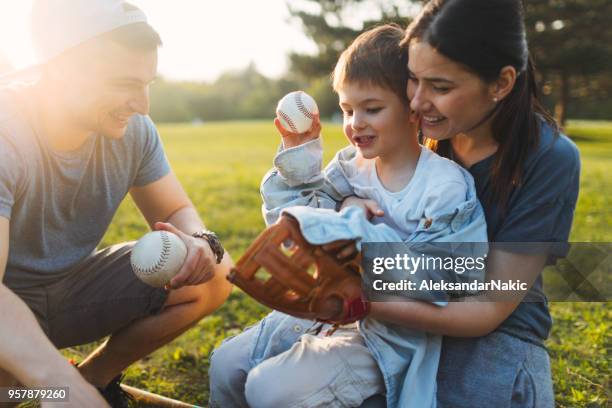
[31,0,149,63]
[1,0,149,84]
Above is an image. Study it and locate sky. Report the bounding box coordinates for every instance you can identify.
[0,0,319,82]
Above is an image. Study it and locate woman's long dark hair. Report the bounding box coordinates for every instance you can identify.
[403,0,558,209]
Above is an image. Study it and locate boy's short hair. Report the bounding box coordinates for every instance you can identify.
[332,24,409,104]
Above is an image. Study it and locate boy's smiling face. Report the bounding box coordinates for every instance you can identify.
[338,82,416,161]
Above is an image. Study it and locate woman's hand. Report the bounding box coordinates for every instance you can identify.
[341,196,384,220]
[274,113,321,149]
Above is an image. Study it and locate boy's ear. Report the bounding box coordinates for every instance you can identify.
[490,66,517,102]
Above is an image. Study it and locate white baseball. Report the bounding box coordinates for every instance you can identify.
[276,91,319,134]
[130,231,187,288]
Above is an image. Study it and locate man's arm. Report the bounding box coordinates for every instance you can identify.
[130,171,200,233]
[370,249,548,337]
[0,217,108,406]
[130,172,232,297]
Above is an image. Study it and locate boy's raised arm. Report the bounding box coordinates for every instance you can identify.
[260,117,355,226]
[274,115,321,149]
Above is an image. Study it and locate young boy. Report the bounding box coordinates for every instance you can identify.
[209,25,487,408]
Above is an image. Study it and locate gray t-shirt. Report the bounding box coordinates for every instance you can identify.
[0,86,170,289]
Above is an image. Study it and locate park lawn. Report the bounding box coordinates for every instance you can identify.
[64,120,610,407]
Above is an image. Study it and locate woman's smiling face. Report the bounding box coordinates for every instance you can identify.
[407,41,498,141]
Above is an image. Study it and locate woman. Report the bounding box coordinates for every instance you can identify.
[368,0,580,406]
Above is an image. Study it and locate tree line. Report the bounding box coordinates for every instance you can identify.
[2,1,609,124]
[150,0,610,124]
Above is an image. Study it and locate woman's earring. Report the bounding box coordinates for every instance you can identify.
[493,97,499,102]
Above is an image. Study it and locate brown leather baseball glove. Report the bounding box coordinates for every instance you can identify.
[228,214,369,325]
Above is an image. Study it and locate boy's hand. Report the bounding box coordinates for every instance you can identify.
[324,196,384,263]
[341,196,384,220]
[274,113,321,149]
[321,239,359,264]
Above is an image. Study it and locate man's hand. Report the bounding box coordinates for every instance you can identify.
[341,196,384,220]
[154,222,216,289]
[274,113,321,149]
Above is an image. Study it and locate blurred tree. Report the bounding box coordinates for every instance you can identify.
[287,0,414,78]
[286,0,416,116]
[149,79,197,122]
[149,65,301,122]
[148,1,611,123]
[525,0,612,124]
[288,0,612,122]
[305,75,341,118]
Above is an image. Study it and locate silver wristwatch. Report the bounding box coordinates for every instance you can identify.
[192,230,225,264]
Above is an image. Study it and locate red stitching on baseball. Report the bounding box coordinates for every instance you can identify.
[278,110,298,133]
[138,232,170,276]
[295,92,314,120]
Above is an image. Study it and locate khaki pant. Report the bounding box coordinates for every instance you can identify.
[210,318,385,408]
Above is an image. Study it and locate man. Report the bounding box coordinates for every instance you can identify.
[0,1,232,406]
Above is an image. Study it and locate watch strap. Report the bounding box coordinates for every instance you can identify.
[192,230,224,264]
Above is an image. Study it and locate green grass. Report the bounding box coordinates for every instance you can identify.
[68,120,610,407]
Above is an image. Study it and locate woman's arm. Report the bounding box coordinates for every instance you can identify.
[369,248,548,337]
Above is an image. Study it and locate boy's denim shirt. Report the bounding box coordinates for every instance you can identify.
[258,138,488,408]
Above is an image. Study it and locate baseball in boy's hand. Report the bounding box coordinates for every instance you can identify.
[276,91,319,134]
[274,114,321,148]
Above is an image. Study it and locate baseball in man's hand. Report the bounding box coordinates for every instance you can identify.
[130,231,187,287]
